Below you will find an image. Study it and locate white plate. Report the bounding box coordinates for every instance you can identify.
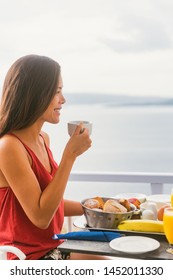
[113,193,146,203]
[146,194,170,209]
[73,215,87,229]
[109,236,160,254]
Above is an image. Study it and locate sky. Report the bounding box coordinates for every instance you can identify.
[0,0,173,97]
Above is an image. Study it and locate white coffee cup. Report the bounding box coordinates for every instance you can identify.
[67,121,92,136]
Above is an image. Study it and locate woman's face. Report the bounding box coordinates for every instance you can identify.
[40,75,66,124]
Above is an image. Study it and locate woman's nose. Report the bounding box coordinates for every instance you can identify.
[61,94,66,104]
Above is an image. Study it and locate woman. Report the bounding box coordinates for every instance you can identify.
[0,55,110,260]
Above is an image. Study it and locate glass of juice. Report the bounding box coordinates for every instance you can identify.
[163,207,173,254]
[171,188,173,207]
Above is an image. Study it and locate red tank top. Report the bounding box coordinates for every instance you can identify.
[0,133,64,260]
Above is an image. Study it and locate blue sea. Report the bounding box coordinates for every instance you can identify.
[43,104,173,200]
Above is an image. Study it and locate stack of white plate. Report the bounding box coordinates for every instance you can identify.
[146,194,170,209]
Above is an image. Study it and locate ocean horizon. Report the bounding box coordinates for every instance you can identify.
[64,93,173,107]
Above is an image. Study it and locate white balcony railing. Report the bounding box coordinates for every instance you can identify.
[69,171,173,194]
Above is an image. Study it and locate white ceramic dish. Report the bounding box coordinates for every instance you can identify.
[146,194,170,209]
[109,236,160,254]
[113,193,146,203]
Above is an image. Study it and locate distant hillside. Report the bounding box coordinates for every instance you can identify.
[65,93,173,107]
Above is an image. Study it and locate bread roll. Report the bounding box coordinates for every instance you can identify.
[83,198,100,209]
[103,199,127,213]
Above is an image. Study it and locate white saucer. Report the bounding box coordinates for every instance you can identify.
[109,236,160,254]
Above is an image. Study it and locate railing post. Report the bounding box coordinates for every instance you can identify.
[150,183,164,195]
[67,217,73,232]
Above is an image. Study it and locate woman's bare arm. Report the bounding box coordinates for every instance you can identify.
[64,199,84,216]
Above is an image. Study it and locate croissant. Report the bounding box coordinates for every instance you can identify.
[118,198,131,212]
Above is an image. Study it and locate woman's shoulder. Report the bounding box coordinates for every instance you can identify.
[0,134,24,153]
[0,134,19,148]
[0,134,29,166]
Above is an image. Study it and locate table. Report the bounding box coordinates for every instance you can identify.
[58,232,173,260]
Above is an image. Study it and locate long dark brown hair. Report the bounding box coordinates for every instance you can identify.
[0,54,61,137]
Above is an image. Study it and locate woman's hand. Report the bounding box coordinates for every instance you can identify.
[64,123,92,159]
